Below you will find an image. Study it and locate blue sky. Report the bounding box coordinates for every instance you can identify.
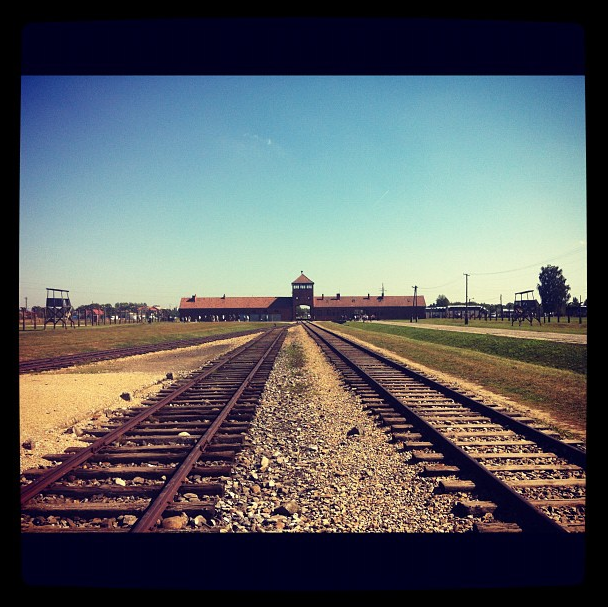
[19,75,587,309]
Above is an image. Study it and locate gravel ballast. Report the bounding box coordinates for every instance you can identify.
[213,325,476,533]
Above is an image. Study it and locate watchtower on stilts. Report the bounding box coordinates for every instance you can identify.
[511,290,542,326]
[44,288,75,329]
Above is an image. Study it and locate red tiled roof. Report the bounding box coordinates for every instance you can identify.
[179,296,292,310]
[314,295,426,308]
[292,273,314,284]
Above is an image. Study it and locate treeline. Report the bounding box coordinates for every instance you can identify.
[28,302,179,319]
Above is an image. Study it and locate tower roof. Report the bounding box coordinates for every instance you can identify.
[292,272,314,285]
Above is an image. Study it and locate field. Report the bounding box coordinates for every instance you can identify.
[18,318,587,438]
[17,321,275,362]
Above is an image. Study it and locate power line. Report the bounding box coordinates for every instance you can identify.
[470,246,586,276]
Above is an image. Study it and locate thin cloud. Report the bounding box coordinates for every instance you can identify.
[244,133,272,145]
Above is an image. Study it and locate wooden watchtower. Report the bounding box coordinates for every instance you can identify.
[512,290,542,326]
[44,288,75,329]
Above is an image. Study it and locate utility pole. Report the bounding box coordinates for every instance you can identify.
[411,285,418,322]
[464,273,469,325]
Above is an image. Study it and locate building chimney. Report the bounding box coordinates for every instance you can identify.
[337,293,340,300]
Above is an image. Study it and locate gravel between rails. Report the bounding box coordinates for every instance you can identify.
[213,325,477,533]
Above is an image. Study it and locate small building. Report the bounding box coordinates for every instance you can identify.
[178,273,426,322]
[137,305,161,322]
[566,304,587,318]
[91,308,105,324]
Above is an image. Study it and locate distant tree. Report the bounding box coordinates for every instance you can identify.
[571,297,579,306]
[537,265,571,315]
[436,295,450,307]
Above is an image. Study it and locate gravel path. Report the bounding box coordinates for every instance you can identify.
[213,325,476,533]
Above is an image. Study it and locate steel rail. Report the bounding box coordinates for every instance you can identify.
[131,328,285,532]
[303,322,572,533]
[20,330,274,505]
[307,322,586,469]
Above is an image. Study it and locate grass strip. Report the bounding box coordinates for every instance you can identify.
[342,322,586,375]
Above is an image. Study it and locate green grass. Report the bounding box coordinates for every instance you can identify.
[18,322,275,362]
[342,322,587,375]
[283,342,306,371]
[282,342,308,394]
[321,321,587,437]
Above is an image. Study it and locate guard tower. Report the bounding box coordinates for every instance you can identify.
[512,290,542,326]
[292,272,314,320]
[44,288,75,329]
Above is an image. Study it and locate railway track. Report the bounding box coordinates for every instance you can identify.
[20,326,287,532]
[19,327,269,374]
[302,321,586,533]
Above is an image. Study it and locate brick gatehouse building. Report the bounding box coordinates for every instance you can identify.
[178,273,426,322]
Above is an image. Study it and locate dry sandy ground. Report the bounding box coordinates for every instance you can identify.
[18,326,585,476]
